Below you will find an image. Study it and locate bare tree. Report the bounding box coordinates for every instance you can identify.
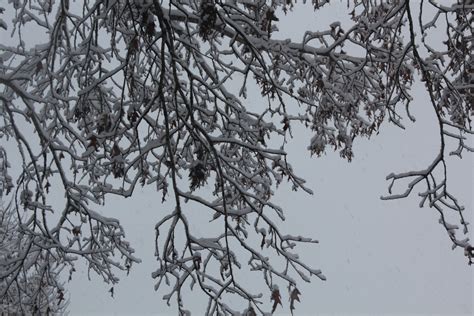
[0,147,67,314]
[0,0,472,314]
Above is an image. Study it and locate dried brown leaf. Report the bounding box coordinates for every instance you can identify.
[271,288,282,313]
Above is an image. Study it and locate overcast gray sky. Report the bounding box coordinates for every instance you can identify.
[1,1,472,315]
[66,89,473,315]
